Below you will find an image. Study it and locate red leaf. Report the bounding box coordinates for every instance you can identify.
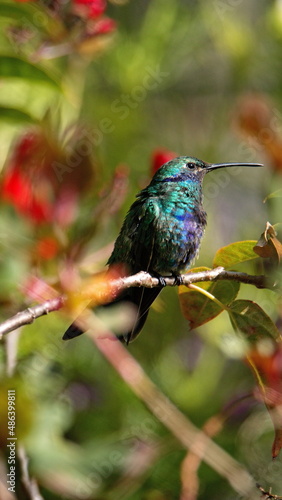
[235,94,282,173]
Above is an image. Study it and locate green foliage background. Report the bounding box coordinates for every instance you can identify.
[1,1,282,499]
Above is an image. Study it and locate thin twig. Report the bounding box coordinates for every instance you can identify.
[17,446,44,500]
[0,268,273,338]
[256,483,282,499]
[180,414,225,500]
[0,298,65,338]
[5,328,21,377]
[4,321,45,499]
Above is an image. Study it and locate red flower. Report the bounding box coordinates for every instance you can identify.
[73,0,106,19]
[1,127,95,227]
[2,168,52,223]
[88,1,106,18]
[151,149,177,175]
[1,132,53,223]
[92,17,116,34]
[16,133,36,157]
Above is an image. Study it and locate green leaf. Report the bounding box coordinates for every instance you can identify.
[0,106,37,123]
[178,267,240,330]
[213,240,258,268]
[0,56,61,88]
[228,300,281,342]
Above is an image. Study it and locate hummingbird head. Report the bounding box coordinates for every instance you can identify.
[152,156,263,184]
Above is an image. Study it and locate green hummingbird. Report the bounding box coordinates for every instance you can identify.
[63,156,262,343]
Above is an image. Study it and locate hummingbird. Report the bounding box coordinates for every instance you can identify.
[63,156,262,344]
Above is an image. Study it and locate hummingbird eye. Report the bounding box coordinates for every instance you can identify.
[186,162,196,170]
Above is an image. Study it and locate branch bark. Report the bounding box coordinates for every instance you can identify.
[0,298,64,338]
[0,267,273,337]
[18,446,44,500]
[109,267,269,293]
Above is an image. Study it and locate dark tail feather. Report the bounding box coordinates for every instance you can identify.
[63,323,84,340]
[120,286,162,343]
[62,286,162,343]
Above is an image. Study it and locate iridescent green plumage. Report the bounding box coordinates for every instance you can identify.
[108,157,207,275]
[63,156,262,343]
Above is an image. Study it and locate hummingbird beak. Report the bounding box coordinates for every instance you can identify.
[206,162,264,171]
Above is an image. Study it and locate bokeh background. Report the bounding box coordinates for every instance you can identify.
[1,0,282,499]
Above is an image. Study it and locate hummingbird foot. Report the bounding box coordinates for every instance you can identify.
[157,276,167,287]
[151,272,167,287]
[172,273,183,286]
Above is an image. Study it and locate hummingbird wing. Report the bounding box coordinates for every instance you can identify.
[131,197,160,273]
[63,197,162,343]
[116,197,163,343]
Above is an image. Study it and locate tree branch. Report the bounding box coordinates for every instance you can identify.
[18,446,44,500]
[0,267,274,337]
[108,267,270,294]
[0,298,64,338]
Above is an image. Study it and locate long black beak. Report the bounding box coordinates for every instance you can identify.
[207,162,263,171]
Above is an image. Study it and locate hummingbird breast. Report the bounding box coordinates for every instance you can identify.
[151,198,207,274]
[108,182,207,277]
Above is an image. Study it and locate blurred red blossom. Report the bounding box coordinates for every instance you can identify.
[91,17,116,35]
[73,0,106,18]
[151,149,177,175]
[22,275,59,302]
[1,126,95,227]
[2,168,52,223]
[248,343,282,458]
[11,0,116,58]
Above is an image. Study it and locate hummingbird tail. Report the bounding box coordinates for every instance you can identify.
[117,286,162,343]
[62,323,84,340]
[62,287,162,343]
